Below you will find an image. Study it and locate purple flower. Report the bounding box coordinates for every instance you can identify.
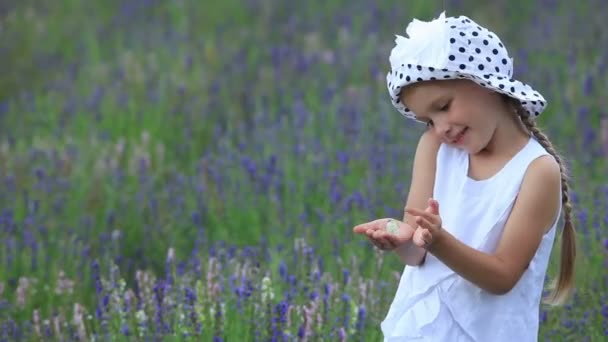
[275,301,289,324]
[583,74,594,95]
[342,269,350,285]
[540,310,548,324]
[278,261,288,282]
[324,283,332,301]
[356,305,367,331]
[184,287,196,305]
[342,293,351,329]
[34,168,45,180]
[0,101,9,115]
[330,174,343,204]
[336,151,350,167]
[602,304,608,318]
[153,281,166,333]
[297,324,305,339]
[338,327,346,341]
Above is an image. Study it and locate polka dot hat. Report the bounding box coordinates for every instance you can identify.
[386,12,547,123]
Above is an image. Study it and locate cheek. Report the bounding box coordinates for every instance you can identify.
[450,103,476,125]
[470,119,497,147]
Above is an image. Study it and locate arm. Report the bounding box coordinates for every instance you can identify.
[395,129,442,266]
[426,155,562,294]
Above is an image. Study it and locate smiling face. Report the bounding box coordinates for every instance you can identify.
[400,79,510,154]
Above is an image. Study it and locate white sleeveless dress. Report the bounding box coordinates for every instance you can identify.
[381,137,561,342]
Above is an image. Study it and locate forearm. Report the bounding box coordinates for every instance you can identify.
[428,229,516,295]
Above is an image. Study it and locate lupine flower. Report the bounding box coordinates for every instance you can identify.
[601,117,608,157]
[73,303,87,341]
[55,270,75,295]
[53,314,63,340]
[16,277,30,308]
[135,309,148,338]
[356,305,366,333]
[338,327,347,341]
[261,275,275,303]
[33,309,41,337]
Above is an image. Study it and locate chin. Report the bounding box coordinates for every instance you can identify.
[457,143,472,153]
[462,139,484,155]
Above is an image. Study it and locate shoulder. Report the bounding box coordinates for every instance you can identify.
[518,153,562,222]
[411,130,442,178]
[410,130,442,181]
[526,138,562,181]
[522,154,562,196]
[415,129,442,158]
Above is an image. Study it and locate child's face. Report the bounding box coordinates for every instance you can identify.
[400,79,505,153]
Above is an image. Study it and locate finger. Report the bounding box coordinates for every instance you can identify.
[413,228,428,247]
[363,232,382,247]
[353,225,370,234]
[415,216,435,231]
[378,240,389,250]
[368,237,384,250]
[354,219,389,234]
[406,208,438,224]
[372,229,389,241]
[424,199,434,213]
[414,229,433,247]
[428,198,440,215]
[353,222,374,234]
[405,207,428,217]
[365,229,375,239]
[369,236,388,250]
[372,230,395,248]
[422,229,433,245]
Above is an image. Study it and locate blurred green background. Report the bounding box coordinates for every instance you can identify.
[0,0,606,340]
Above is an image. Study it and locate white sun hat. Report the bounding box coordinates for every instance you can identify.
[386,12,547,123]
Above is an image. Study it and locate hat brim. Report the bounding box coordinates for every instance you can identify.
[387,65,547,123]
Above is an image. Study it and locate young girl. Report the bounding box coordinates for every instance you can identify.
[353,12,576,341]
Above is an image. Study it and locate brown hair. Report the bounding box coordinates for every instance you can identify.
[505,96,577,305]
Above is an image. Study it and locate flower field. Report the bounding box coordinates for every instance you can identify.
[0,0,607,340]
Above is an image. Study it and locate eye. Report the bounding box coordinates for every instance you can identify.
[439,100,452,111]
[426,120,434,128]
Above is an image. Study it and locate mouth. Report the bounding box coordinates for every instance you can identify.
[451,127,468,144]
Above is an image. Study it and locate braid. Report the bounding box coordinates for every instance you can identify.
[509,98,577,305]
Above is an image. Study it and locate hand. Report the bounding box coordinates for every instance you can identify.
[405,198,442,249]
[353,218,415,251]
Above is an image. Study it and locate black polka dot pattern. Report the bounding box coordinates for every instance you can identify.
[387,14,547,123]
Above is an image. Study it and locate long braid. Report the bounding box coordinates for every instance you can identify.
[509,98,577,305]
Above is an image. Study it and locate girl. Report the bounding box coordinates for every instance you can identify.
[353,12,576,341]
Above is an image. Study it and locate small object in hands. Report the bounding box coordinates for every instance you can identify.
[386,219,399,234]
